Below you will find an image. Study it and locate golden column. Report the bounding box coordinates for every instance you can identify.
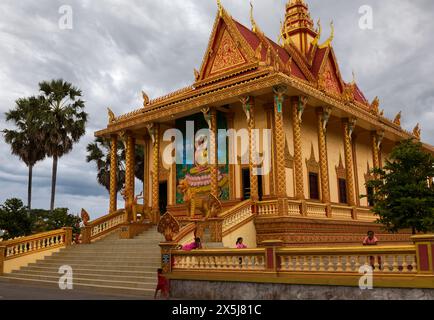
[109,134,118,213]
[342,118,357,207]
[240,96,258,201]
[151,123,161,223]
[316,108,331,207]
[371,131,383,170]
[273,86,288,215]
[292,96,307,200]
[124,133,136,222]
[143,137,150,209]
[209,108,219,198]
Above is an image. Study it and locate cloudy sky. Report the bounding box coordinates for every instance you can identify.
[0,0,433,219]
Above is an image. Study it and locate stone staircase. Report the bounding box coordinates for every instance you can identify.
[1,227,164,298]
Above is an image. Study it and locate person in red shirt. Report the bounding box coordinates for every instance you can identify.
[154,268,169,299]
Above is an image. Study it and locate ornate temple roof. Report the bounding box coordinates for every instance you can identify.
[96,0,429,150]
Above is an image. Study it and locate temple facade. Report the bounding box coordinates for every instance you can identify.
[95,0,434,247]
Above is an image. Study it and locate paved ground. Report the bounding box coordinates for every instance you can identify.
[0,280,151,300]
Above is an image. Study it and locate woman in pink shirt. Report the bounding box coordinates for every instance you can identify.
[363,231,378,246]
[236,237,247,249]
[181,237,202,251]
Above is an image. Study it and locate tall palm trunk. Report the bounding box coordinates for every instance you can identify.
[28,164,33,215]
[50,155,58,212]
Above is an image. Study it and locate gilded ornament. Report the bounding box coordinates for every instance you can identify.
[393,111,402,126]
[319,21,334,49]
[107,107,116,124]
[371,96,380,115]
[81,209,90,226]
[194,68,200,81]
[142,91,150,106]
[157,212,180,242]
[413,123,421,140]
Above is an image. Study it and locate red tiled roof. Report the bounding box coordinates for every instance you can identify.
[311,47,327,77]
[233,19,307,81]
[354,83,369,105]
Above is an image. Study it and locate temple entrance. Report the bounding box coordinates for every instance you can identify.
[242,168,263,201]
[242,168,250,200]
[159,181,167,215]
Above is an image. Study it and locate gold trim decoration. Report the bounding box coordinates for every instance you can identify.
[393,111,402,126]
[107,107,116,124]
[343,120,356,206]
[151,124,161,223]
[305,143,320,174]
[318,21,334,49]
[157,212,180,242]
[109,135,118,213]
[335,154,346,180]
[292,96,305,200]
[142,91,150,107]
[317,108,330,203]
[413,123,421,140]
[284,139,294,169]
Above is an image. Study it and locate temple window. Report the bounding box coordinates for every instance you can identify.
[338,178,348,204]
[308,172,320,200]
[367,185,375,207]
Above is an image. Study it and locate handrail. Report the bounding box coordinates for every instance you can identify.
[1,228,72,263]
[172,248,265,256]
[276,245,416,255]
[81,209,125,243]
[218,199,252,219]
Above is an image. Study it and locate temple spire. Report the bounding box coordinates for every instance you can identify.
[282,0,317,55]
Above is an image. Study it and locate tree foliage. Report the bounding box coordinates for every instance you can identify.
[0,199,33,240]
[86,137,144,193]
[366,139,434,234]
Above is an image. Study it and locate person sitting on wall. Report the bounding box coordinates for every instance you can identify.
[176,237,202,251]
[236,237,247,249]
[154,268,169,299]
[363,231,378,246]
[363,231,381,270]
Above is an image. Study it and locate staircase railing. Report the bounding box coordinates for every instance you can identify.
[81,209,125,244]
[166,235,434,289]
[0,228,72,275]
[219,199,254,236]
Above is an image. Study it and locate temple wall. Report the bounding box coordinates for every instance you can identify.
[354,134,373,207]
[300,110,320,200]
[170,280,434,300]
[326,116,345,204]
[222,220,257,249]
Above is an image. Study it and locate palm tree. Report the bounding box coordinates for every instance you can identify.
[39,79,88,212]
[3,96,48,211]
[86,138,144,193]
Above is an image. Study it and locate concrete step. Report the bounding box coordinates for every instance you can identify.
[29,260,161,268]
[4,273,156,289]
[16,266,157,277]
[0,276,155,297]
[11,270,157,284]
[42,256,161,263]
[25,263,159,272]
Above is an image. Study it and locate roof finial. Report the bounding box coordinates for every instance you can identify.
[319,20,334,49]
[351,70,356,85]
[250,1,257,33]
[217,0,223,17]
[311,19,321,47]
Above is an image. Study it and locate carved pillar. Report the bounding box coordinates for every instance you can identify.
[209,108,219,198]
[109,134,118,213]
[143,137,150,208]
[273,86,288,216]
[316,108,331,206]
[151,124,161,223]
[226,112,236,200]
[264,104,275,197]
[125,133,136,222]
[292,96,306,200]
[240,96,258,201]
[342,118,357,207]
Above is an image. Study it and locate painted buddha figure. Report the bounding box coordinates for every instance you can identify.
[182,134,226,195]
